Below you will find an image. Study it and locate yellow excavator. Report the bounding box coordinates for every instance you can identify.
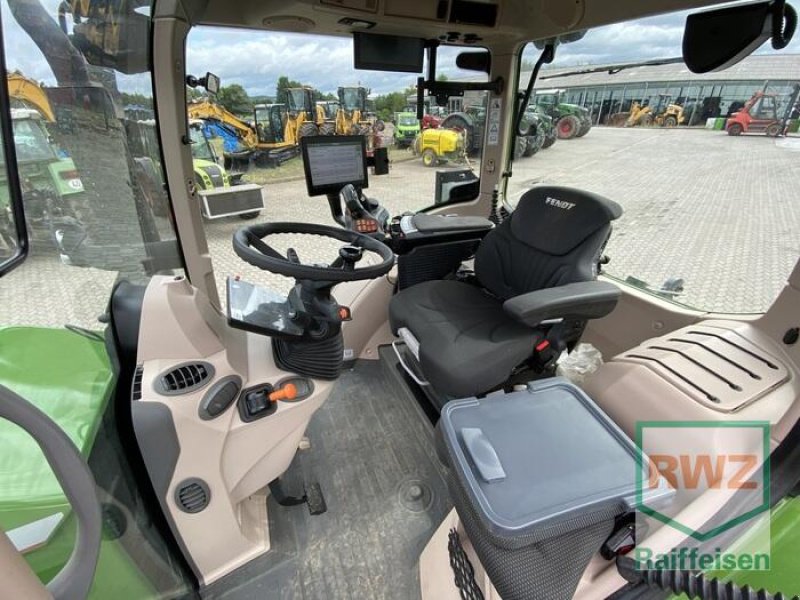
[187,100,259,148]
[188,100,299,167]
[57,0,150,74]
[7,72,56,122]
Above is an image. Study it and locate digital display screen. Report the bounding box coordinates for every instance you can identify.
[301,136,368,196]
[354,33,425,73]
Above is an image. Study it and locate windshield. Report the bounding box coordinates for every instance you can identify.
[12,118,54,162]
[186,28,490,303]
[288,89,307,111]
[339,88,363,111]
[510,22,800,315]
[189,126,214,161]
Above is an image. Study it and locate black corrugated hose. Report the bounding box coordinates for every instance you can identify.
[616,556,800,600]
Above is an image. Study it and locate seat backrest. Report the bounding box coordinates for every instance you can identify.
[475,185,622,299]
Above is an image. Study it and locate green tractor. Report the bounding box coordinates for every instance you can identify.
[393,111,420,148]
[0,109,86,256]
[515,105,557,158]
[534,88,592,139]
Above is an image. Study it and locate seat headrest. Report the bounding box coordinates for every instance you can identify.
[510,185,623,256]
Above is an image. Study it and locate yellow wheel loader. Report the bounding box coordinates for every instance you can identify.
[285,87,325,144]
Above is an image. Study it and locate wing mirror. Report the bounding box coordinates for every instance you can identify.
[186,72,221,95]
[683,0,797,73]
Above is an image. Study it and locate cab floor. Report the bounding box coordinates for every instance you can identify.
[201,354,451,599]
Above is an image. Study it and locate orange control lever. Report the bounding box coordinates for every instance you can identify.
[269,383,297,402]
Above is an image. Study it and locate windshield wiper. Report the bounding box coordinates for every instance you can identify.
[539,56,684,80]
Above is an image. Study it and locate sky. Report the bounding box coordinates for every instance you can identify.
[3,0,800,98]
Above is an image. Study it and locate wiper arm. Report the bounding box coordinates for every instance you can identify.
[539,56,684,80]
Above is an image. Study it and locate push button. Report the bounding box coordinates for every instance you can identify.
[245,389,269,415]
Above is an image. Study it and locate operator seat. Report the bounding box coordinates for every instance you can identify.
[389,185,623,398]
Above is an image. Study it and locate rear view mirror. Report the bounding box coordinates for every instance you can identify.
[186,72,221,94]
[205,72,220,95]
[683,1,797,73]
[456,51,491,73]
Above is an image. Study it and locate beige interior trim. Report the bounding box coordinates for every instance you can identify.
[0,529,51,600]
[152,12,220,308]
[136,276,337,584]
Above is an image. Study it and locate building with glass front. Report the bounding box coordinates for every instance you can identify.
[523,53,800,125]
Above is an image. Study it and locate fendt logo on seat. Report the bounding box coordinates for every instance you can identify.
[545,197,576,210]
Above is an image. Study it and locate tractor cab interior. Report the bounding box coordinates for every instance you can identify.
[2,0,800,599]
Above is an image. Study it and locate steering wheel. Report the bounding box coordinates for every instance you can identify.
[233,222,394,282]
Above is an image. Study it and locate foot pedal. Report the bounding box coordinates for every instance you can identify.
[304,482,327,515]
[269,478,327,515]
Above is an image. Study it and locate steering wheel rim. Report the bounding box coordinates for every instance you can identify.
[233,222,394,282]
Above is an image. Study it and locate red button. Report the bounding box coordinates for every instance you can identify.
[535,340,550,352]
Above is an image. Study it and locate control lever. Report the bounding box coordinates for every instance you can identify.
[338,245,363,271]
[287,248,300,263]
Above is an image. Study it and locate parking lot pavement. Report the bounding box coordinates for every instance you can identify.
[205,127,800,314]
[3,127,798,330]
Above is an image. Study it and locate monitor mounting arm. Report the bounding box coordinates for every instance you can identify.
[415,41,504,120]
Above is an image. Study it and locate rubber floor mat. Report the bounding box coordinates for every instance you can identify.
[201,358,451,599]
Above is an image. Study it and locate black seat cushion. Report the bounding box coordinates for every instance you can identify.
[476,185,622,299]
[389,280,538,397]
[389,185,622,398]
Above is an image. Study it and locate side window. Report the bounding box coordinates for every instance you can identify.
[1,2,191,597]
[0,113,22,270]
[510,27,799,314]
[185,28,489,304]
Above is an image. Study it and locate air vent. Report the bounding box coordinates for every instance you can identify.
[155,362,215,396]
[131,365,144,401]
[175,479,210,513]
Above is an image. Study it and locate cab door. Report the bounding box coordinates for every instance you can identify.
[0,2,194,597]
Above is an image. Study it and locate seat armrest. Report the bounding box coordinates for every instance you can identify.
[502,281,620,328]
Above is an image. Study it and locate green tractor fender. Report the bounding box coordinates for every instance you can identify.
[47,157,85,197]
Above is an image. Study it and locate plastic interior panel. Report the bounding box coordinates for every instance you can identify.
[439,378,673,540]
[618,323,789,412]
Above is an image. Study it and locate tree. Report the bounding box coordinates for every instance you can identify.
[121,92,153,111]
[373,90,412,121]
[8,0,91,86]
[216,84,252,115]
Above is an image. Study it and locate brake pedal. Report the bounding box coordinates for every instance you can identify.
[268,478,327,515]
[304,482,327,515]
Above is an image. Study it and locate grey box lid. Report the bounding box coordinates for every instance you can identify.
[439,378,672,541]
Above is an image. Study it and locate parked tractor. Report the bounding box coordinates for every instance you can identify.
[393,112,420,148]
[534,88,592,139]
[1,82,86,256]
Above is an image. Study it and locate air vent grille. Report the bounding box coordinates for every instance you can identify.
[175,479,210,513]
[155,362,215,396]
[131,365,144,401]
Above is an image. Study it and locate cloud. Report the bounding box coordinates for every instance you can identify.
[3,2,800,97]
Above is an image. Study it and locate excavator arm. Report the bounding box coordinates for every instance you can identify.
[7,72,56,123]
[186,100,258,149]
